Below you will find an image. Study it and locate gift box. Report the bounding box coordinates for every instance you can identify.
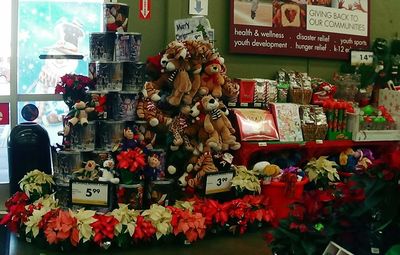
[270,103,303,142]
[300,105,328,141]
[232,108,279,141]
[379,88,400,124]
[235,78,256,104]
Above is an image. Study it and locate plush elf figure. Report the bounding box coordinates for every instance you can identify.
[144,154,164,181]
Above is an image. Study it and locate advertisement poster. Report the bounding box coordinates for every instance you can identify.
[230,0,370,59]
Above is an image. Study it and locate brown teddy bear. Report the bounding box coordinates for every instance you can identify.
[161,41,192,106]
[64,100,95,136]
[199,59,225,98]
[181,40,215,105]
[201,95,241,151]
[146,51,177,90]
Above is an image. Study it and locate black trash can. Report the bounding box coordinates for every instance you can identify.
[8,122,52,195]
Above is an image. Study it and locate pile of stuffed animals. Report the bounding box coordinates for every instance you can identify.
[136,39,240,194]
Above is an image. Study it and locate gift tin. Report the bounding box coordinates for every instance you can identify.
[89,61,123,92]
[123,61,146,92]
[115,32,142,62]
[70,121,96,152]
[107,91,138,121]
[104,3,129,32]
[89,32,116,62]
[54,150,82,185]
[97,120,125,151]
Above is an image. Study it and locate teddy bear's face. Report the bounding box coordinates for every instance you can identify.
[201,95,219,112]
[75,101,87,110]
[204,63,221,75]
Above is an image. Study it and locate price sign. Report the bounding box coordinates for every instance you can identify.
[205,171,234,195]
[71,181,110,207]
[350,50,374,66]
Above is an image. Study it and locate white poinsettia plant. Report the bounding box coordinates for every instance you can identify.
[174,200,194,212]
[142,204,173,240]
[19,169,55,199]
[25,195,59,238]
[305,156,340,186]
[71,209,97,243]
[111,204,140,237]
[231,165,261,194]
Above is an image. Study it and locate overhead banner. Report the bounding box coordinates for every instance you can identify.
[229,0,370,59]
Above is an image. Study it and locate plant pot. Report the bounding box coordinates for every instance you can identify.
[261,177,308,220]
[119,170,141,185]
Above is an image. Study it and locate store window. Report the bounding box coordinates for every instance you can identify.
[0,0,103,184]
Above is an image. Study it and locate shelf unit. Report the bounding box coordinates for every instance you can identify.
[233,140,399,167]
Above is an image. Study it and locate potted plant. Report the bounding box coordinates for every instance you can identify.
[231,165,261,197]
[304,156,340,189]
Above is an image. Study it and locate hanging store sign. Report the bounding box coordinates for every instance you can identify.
[139,0,151,20]
[229,0,370,60]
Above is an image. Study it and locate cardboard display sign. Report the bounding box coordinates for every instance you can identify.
[70,180,115,210]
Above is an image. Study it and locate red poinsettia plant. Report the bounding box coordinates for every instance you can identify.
[266,186,361,255]
[90,214,119,246]
[190,195,274,235]
[0,192,30,233]
[44,209,79,247]
[116,148,146,173]
[131,215,156,242]
[55,73,95,109]
[167,206,206,243]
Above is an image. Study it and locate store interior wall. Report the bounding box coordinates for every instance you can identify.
[124,0,399,81]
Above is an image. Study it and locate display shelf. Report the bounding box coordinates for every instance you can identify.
[233,140,399,166]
